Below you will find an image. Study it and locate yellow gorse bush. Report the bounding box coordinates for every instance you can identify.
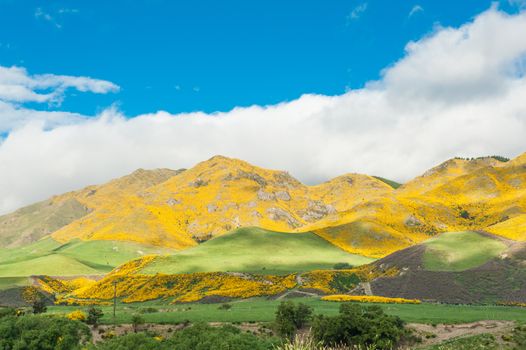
[66,310,87,321]
[321,295,421,304]
[45,271,297,304]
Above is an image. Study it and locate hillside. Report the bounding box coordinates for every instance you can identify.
[0,237,174,277]
[0,153,525,261]
[129,227,374,275]
[368,231,526,304]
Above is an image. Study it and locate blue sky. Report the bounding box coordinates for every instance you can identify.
[1,1,526,213]
[0,0,517,116]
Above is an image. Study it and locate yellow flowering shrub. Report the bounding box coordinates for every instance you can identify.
[321,294,421,304]
[55,296,111,306]
[66,310,87,321]
[301,266,399,294]
[107,255,158,276]
[64,272,297,304]
[497,301,526,307]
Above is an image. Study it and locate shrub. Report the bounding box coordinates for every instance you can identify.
[87,306,104,326]
[333,263,353,270]
[275,301,313,339]
[460,210,471,219]
[0,307,16,318]
[218,303,232,310]
[67,310,87,322]
[131,314,145,333]
[93,332,166,350]
[311,303,408,349]
[168,322,277,349]
[32,299,47,314]
[139,307,159,314]
[321,295,421,304]
[0,314,91,350]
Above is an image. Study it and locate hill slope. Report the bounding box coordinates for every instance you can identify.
[129,227,374,275]
[1,153,525,260]
[0,237,175,277]
[368,231,526,303]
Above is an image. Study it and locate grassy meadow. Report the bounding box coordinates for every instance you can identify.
[423,231,507,271]
[0,238,175,277]
[140,227,374,275]
[44,297,526,325]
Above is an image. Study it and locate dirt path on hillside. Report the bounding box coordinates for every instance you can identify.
[275,273,319,300]
[409,320,515,347]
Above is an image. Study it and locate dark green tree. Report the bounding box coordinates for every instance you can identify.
[32,299,47,314]
[311,303,407,349]
[274,301,313,339]
[131,314,145,333]
[86,306,104,327]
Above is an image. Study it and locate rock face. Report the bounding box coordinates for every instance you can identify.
[299,201,336,222]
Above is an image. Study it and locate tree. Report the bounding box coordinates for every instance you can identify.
[87,307,104,327]
[333,262,353,270]
[131,314,145,333]
[274,301,313,339]
[311,303,408,349]
[32,299,47,314]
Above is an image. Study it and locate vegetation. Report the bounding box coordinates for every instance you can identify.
[373,176,402,189]
[0,314,91,350]
[332,262,353,270]
[321,295,421,304]
[423,231,507,271]
[139,228,373,275]
[274,301,313,338]
[86,306,104,326]
[0,238,175,277]
[311,303,408,349]
[40,297,526,325]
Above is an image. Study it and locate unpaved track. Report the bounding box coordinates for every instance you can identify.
[409,320,515,347]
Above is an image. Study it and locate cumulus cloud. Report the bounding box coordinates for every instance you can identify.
[1,7,526,214]
[0,66,119,105]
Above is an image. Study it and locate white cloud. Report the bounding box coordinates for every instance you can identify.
[409,5,424,17]
[0,66,119,105]
[1,7,526,214]
[348,3,368,21]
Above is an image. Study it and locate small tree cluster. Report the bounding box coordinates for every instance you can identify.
[311,303,408,349]
[274,301,313,339]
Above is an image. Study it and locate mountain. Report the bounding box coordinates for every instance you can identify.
[1,153,525,262]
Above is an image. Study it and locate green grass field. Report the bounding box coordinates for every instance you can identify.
[423,231,507,271]
[44,297,526,325]
[0,238,175,277]
[140,227,374,275]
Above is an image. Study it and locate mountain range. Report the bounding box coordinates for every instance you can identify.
[1,153,525,261]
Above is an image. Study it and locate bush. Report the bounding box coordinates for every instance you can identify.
[93,332,166,350]
[87,306,104,326]
[0,307,16,318]
[139,307,159,314]
[32,299,47,314]
[274,301,313,339]
[0,314,91,350]
[168,322,277,349]
[67,310,87,322]
[218,303,232,310]
[311,303,407,349]
[131,314,145,333]
[333,262,353,270]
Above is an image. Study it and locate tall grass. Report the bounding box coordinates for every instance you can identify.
[274,335,407,350]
